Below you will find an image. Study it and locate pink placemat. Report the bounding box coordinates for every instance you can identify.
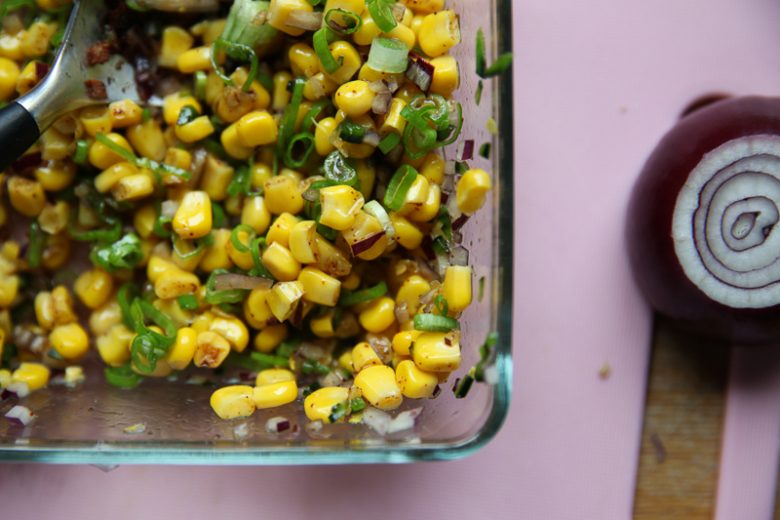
[4,1,780,518]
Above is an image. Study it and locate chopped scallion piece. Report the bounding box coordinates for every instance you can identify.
[325,8,362,35]
[230,224,256,253]
[475,80,484,106]
[479,142,491,159]
[367,37,409,73]
[95,133,191,181]
[322,150,360,188]
[366,0,397,32]
[105,365,143,389]
[177,294,199,311]
[90,233,143,272]
[285,131,315,168]
[339,281,388,306]
[72,139,89,164]
[277,77,306,165]
[339,120,366,143]
[194,71,207,100]
[176,105,199,126]
[26,221,46,269]
[378,132,400,154]
[313,27,340,74]
[383,164,417,211]
[476,27,513,78]
[453,370,475,398]
[413,313,460,332]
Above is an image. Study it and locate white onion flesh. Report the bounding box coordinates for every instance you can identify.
[5,405,34,425]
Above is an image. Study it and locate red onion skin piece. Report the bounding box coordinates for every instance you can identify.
[627,96,780,344]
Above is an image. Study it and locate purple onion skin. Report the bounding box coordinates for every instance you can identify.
[627,96,780,344]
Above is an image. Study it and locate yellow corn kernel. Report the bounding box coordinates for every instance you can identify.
[318,185,363,231]
[341,211,388,261]
[154,268,200,300]
[0,57,19,100]
[388,213,422,250]
[411,331,460,372]
[441,266,472,314]
[12,362,50,392]
[74,269,114,310]
[419,152,444,185]
[88,132,133,170]
[173,190,212,239]
[288,42,320,78]
[254,323,288,352]
[34,291,55,330]
[177,46,214,73]
[49,322,89,360]
[392,330,422,356]
[0,276,18,307]
[111,172,155,202]
[175,115,215,143]
[108,99,143,128]
[352,341,382,372]
[170,237,204,273]
[21,21,55,57]
[0,369,9,389]
[250,162,273,190]
[338,350,354,373]
[268,0,313,36]
[213,83,255,123]
[225,228,255,271]
[352,13,384,46]
[164,147,192,172]
[408,183,440,223]
[333,80,376,118]
[15,60,41,94]
[94,161,138,193]
[244,287,275,329]
[89,300,122,337]
[418,10,460,57]
[310,311,335,338]
[298,267,341,306]
[404,0,443,13]
[358,296,396,333]
[147,255,179,283]
[127,119,166,161]
[340,272,359,292]
[262,242,301,281]
[379,97,407,138]
[159,26,194,68]
[256,368,295,387]
[396,275,431,316]
[0,31,24,60]
[194,330,231,368]
[456,168,492,215]
[39,127,71,161]
[312,234,352,278]
[63,365,84,386]
[253,380,298,409]
[210,316,249,353]
[160,326,196,370]
[314,116,337,156]
[163,93,201,126]
[78,106,112,137]
[357,63,403,84]
[210,385,255,419]
[385,22,416,49]
[50,286,77,326]
[199,155,232,201]
[304,386,350,423]
[288,220,317,264]
[241,195,272,236]
[272,70,293,111]
[355,365,403,410]
[267,281,304,322]
[395,359,438,398]
[95,324,132,365]
[263,176,304,215]
[397,174,429,216]
[235,110,278,147]
[190,18,227,45]
[429,55,459,97]
[191,309,215,333]
[303,72,338,101]
[324,41,361,84]
[219,124,253,160]
[7,176,45,217]
[199,228,234,272]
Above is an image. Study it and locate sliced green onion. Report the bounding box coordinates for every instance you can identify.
[194,71,208,100]
[220,0,277,48]
[487,117,498,135]
[285,131,315,168]
[366,0,397,32]
[325,8,362,35]
[72,139,89,164]
[105,365,143,389]
[453,370,475,398]
[136,298,177,337]
[26,221,46,269]
[205,269,249,305]
[227,165,252,197]
[176,105,200,126]
[339,281,388,306]
[433,295,449,316]
[277,77,306,164]
[211,201,227,228]
[377,132,400,154]
[230,224,256,253]
[211,38,260,91]
[479,142,491,159]
[413,313,459,332]
[172,235,207,260]
[90,233,143,272]
[475,80,484,106]
[313,27,340,74]
[484,53,513,78]
[301,359,331,376]
[367,37,409,73]
[476,28,487,78]
[384,164,417,211]
[339,120,366,143]
[141,108,152,122]
[275,339,299,358]
[476,27,513,78]
[322,150,360,188]
[177,294,199,311]
[474,331,498,381]
[249,351,290,369]
[68,217,122,244]
[129,298,177,374]
[248,236,272,278]
[478,276,486,302]
[117,283,139,329]
[95,133,190,181]
[301,99,331,133]
[363,200,395,239]
[125,0,150,12]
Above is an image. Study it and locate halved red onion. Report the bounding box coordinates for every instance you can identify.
[405,54,434,93]
[350,231,385,256]
[266,416,291,433]
[286,10,324,31]
[213,273,273,291]
[160,199,179,219]
[5,405,35,426]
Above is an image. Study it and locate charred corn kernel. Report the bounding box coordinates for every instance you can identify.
[235,110,278,147]
[289,42,320,77]
[389,213,423,250]
[254,323,288,353]
[108,99,143,128]
[419,152,445,185]
[318,185,363,230]
[111,172,155,202]
[325,41,362,84]
[304,386,350,423]
[225,229,256,271]
[379,97,407,137]
[355,365,403,410]
[310,311,335,338]
[159,26,194,68]
[411,331,461,372]
[338,350,354,373]
[89,133,133,170]
[210,385,255,419]
[213,84,255,122]
[262,242,301,281]
[0,275,17,308]
[404,0,443,14]
[334,80,375,118]
[154,268,200,300]
[173,190,212,239]
[312,234,352,278]
[0,34,23,61]
[456,168,492,215]
[253,380,297,409]
[429,55,459,97]
[200,228,233,271]
[244,288,275,329]
[263,176,304,215]
[34,160,76,192]
[352,341,382,372]
[341,211,388,261]
[288,220,316,263]
[385,23,415,49]
[396,275,431,315]
[298,267,341,306]
[15,60,41,94]
[89,300,122,337]
[163,93,201,126]
[256,368,295,387]
[395,359,438,398]
[241,195,272,235]
[50,323,89,360]
[147,255,179,283]
[39,127,71,161]
[50,286,77,326]
[0,57,20,101]
[249,162,273,190]
[79,106,112,137]
[442,266,472,314]
[210,316,249,353]
[8,176,45,217]
[272,70,293,111]
[74,269,114,309]
[127,119,166,161]
[408,183,440,223]
[418,10,460,57]
[358,296,395,333]
[34,291,55,330]
[220,124,253,160]
[267,281,304,322]
[12,362,50,392]
[392,330,422,356]
[162,327,196,370]
[177,46,214,73]
[194,330,231,368]
[314,116,337,156]
[94,161,138,193]
[175,115,214,143]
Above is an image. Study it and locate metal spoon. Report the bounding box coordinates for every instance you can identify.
[0,0,140,172]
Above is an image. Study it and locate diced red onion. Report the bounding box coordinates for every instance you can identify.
[362,407,392,435]
[460,140,474,161]
[387,407,422,434]
[394,301,410,325]
[286,10,324,31]
[298,342,327,360]
[146,95,165,107]
[5,405,34,426]
[452,214,469,231]
[35,62,49,80]
[11,152,43,173]
[371,91,392,115]
[405,54,434,93]
[213,273,273,291]
[160,200,179,218]
[420,236,436,261]
[351,231,386,256]
[266,416,291,434]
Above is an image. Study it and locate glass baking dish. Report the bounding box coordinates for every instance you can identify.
[0,0,514,464]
